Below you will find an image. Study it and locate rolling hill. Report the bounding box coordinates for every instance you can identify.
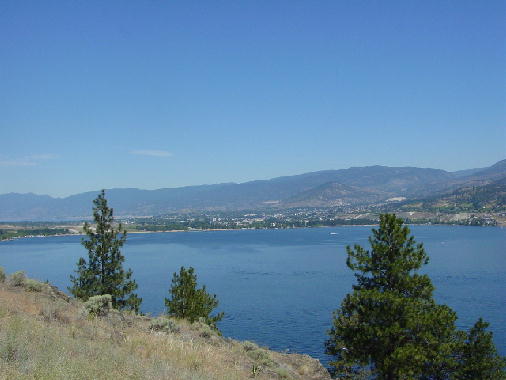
[0,160,504,221]
[399,175,506,212]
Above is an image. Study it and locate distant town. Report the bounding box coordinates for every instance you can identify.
[1,204,503,242]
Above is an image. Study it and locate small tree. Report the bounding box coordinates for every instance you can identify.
[456,318,506,379]
[69,190,141,312]
[326,214,458,379]
[165,266,223,328]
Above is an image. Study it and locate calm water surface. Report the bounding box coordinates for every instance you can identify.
[0,226,505,365]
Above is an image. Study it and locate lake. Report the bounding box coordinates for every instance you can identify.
[0,225,505,365]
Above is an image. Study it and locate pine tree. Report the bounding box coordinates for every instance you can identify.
[456,318,506,379]
[165,266,223,329]
[326,214,458,379]
[69,190,141,312]
[69,257,93,300]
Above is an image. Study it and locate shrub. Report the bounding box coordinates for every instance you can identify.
[24,279,45,292]
[9,271,26,287]
[149,317,180,333]
[242,340,276,367]
[192,319,214,338]
[297,364,310,376]
[84,294,112,317]
[242,341,259,352]
[247,348,275,368]
[274,367,291,379]
[0,266,5,283]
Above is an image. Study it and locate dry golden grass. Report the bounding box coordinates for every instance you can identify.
[0,276,330,380]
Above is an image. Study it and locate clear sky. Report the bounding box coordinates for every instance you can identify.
[1,0,505,197]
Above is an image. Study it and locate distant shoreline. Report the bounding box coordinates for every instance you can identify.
[1,223,503,243]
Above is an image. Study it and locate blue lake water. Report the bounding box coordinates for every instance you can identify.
[0,225,505,365]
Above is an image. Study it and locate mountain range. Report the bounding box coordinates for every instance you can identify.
[1,159,504,221]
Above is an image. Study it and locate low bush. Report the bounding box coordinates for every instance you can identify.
[274,366,291,379]
[84,294,112,317]
[149,317,180,333]
[246,347,276,368]
[0,266,5,283]
[24,279,46,292]
[242,341,259,352]
[297,364,310,376]
[8,271,26,287]
[192,319,215,338]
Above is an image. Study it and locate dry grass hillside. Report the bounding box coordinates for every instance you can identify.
[0,270,330,380]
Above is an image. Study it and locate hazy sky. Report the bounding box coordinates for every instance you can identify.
[1,1,505,197]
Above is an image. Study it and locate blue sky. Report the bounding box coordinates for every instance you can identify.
[1,1,505,197]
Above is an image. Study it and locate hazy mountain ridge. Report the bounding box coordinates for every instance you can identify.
[1,160,504,221]
[400,175,506,212]
[282,182,386,207]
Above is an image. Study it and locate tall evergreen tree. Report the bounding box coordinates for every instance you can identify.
[326,214,457,379]
[69,190,141,312]
[456,318,506,379]
[165,266,223,329]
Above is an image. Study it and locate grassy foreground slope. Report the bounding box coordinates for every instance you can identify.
[0,275,330,380]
